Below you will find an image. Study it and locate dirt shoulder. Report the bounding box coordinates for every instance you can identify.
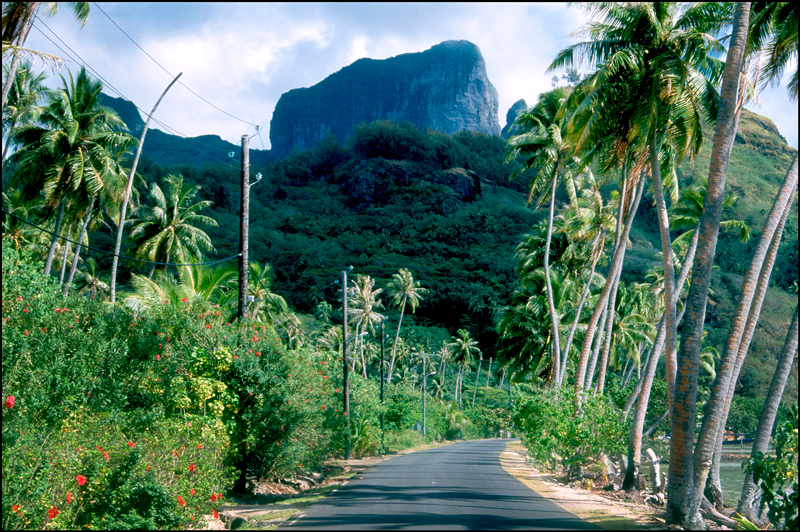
[499,440,667,530]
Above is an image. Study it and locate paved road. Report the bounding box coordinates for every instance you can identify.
[282,439,600,530]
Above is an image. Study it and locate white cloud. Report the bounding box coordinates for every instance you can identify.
[18,2,797,150]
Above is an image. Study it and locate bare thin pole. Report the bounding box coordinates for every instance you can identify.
[110,72,182,303]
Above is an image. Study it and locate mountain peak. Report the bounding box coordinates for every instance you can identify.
[269,40,501,159]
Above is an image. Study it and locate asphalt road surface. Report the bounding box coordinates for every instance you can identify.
[282,439,600,530]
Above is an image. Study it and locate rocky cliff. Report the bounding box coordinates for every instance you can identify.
[269,40,501,159]
[501,99,528,139]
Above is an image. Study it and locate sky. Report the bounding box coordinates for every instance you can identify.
[19,2,799,151]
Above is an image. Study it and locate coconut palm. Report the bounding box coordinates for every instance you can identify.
[557,172,616,385]
[737,305,798,522]
[2,2,90,109]
[246,261,289,325]
[552,3,725,416]
[72,257,108,300]
[1,188,43,252]
[386,268,426,383]
[9,66,135,277]
[128,174,217,278]
[449,329,481,409]
[505,87,583,387]
[748,2,798,101]
[348,274,385,378]
[2,60,49,161]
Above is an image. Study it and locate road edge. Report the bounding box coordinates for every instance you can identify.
[499,440,666,530]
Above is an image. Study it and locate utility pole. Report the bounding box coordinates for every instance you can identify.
[380,320,386,453]
[109,72,182,303]
[422,354,427,437]
[342,268,351,460]
[238,134,250,321]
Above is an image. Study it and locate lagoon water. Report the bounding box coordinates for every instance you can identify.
[644,445,774,508]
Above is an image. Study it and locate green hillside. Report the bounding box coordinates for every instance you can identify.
[85,106,797,428]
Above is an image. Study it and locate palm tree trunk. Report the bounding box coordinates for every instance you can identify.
[559,234,602,387]
[736,305,798,521]
[594,262,624,395]
[58,221,75,287]
[692,155,797,503]
[585,299,609,390]
[472,359,483,407]
[544,169,562,387]
[110,72,182,303]
[667,4,751,527]
[64,195,96,298]
[499,367,506,390]
[457,366,463,409]
[387,296,407,383]
[43,197,66,276]
[702,188,795,507]
[1,6,35,110]
[644,410,669,439]
[649,128,677,417]
[575,173,645,408]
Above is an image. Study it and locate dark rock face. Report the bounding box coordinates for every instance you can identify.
[501,99,528,139]
[270,40,501,159]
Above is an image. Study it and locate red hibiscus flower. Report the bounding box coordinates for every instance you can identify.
[188,463,196,472]
[128,442,135,448]
[48,506,59,519]
[177,495,186,506]
[66,492,72,503]
[206,324,211,329]
[197,444,203,449]
[212,510,220,519]
[182,298,187,302]
[77,475,87,485]
[190,488,195,495]
[210,494,217,502]
[4,396,14,409]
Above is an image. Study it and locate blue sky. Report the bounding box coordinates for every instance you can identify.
[20,2,798,150]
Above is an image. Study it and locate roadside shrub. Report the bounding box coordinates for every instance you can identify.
[512,386,629,473]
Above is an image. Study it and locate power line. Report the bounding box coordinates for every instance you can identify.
[2,209,241,267]
[26,7,263,179]
[91,2,258,127]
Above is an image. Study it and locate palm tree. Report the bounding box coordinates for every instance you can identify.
[246,261,289,325]
[552,3,724,415]
[666,3,751,523]
[449,329,481,409]
[1,188,43,252]
[505,87,582,387]
[2,2,90,109]
[622,174,750,492]
[557,171,616,386]
[72,257,108,300]
[386,268,426,383]
[179,262,238,305]
[737,305,798,522]
[696,184,796,508]
[9,66,135,277]
[748,2,798,101]
[348,274,385,378]
[128,174,217,277]
[2,60,49,162]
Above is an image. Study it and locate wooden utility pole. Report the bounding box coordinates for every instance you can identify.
[380,320,386,452]
[110,72,182,303]
[238,134,250,321]
[422,354,427,437]
[342,268,351,460]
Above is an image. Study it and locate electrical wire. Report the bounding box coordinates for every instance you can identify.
[91,2,259,127]
[1,209,241,267]
[26,8,264,179]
